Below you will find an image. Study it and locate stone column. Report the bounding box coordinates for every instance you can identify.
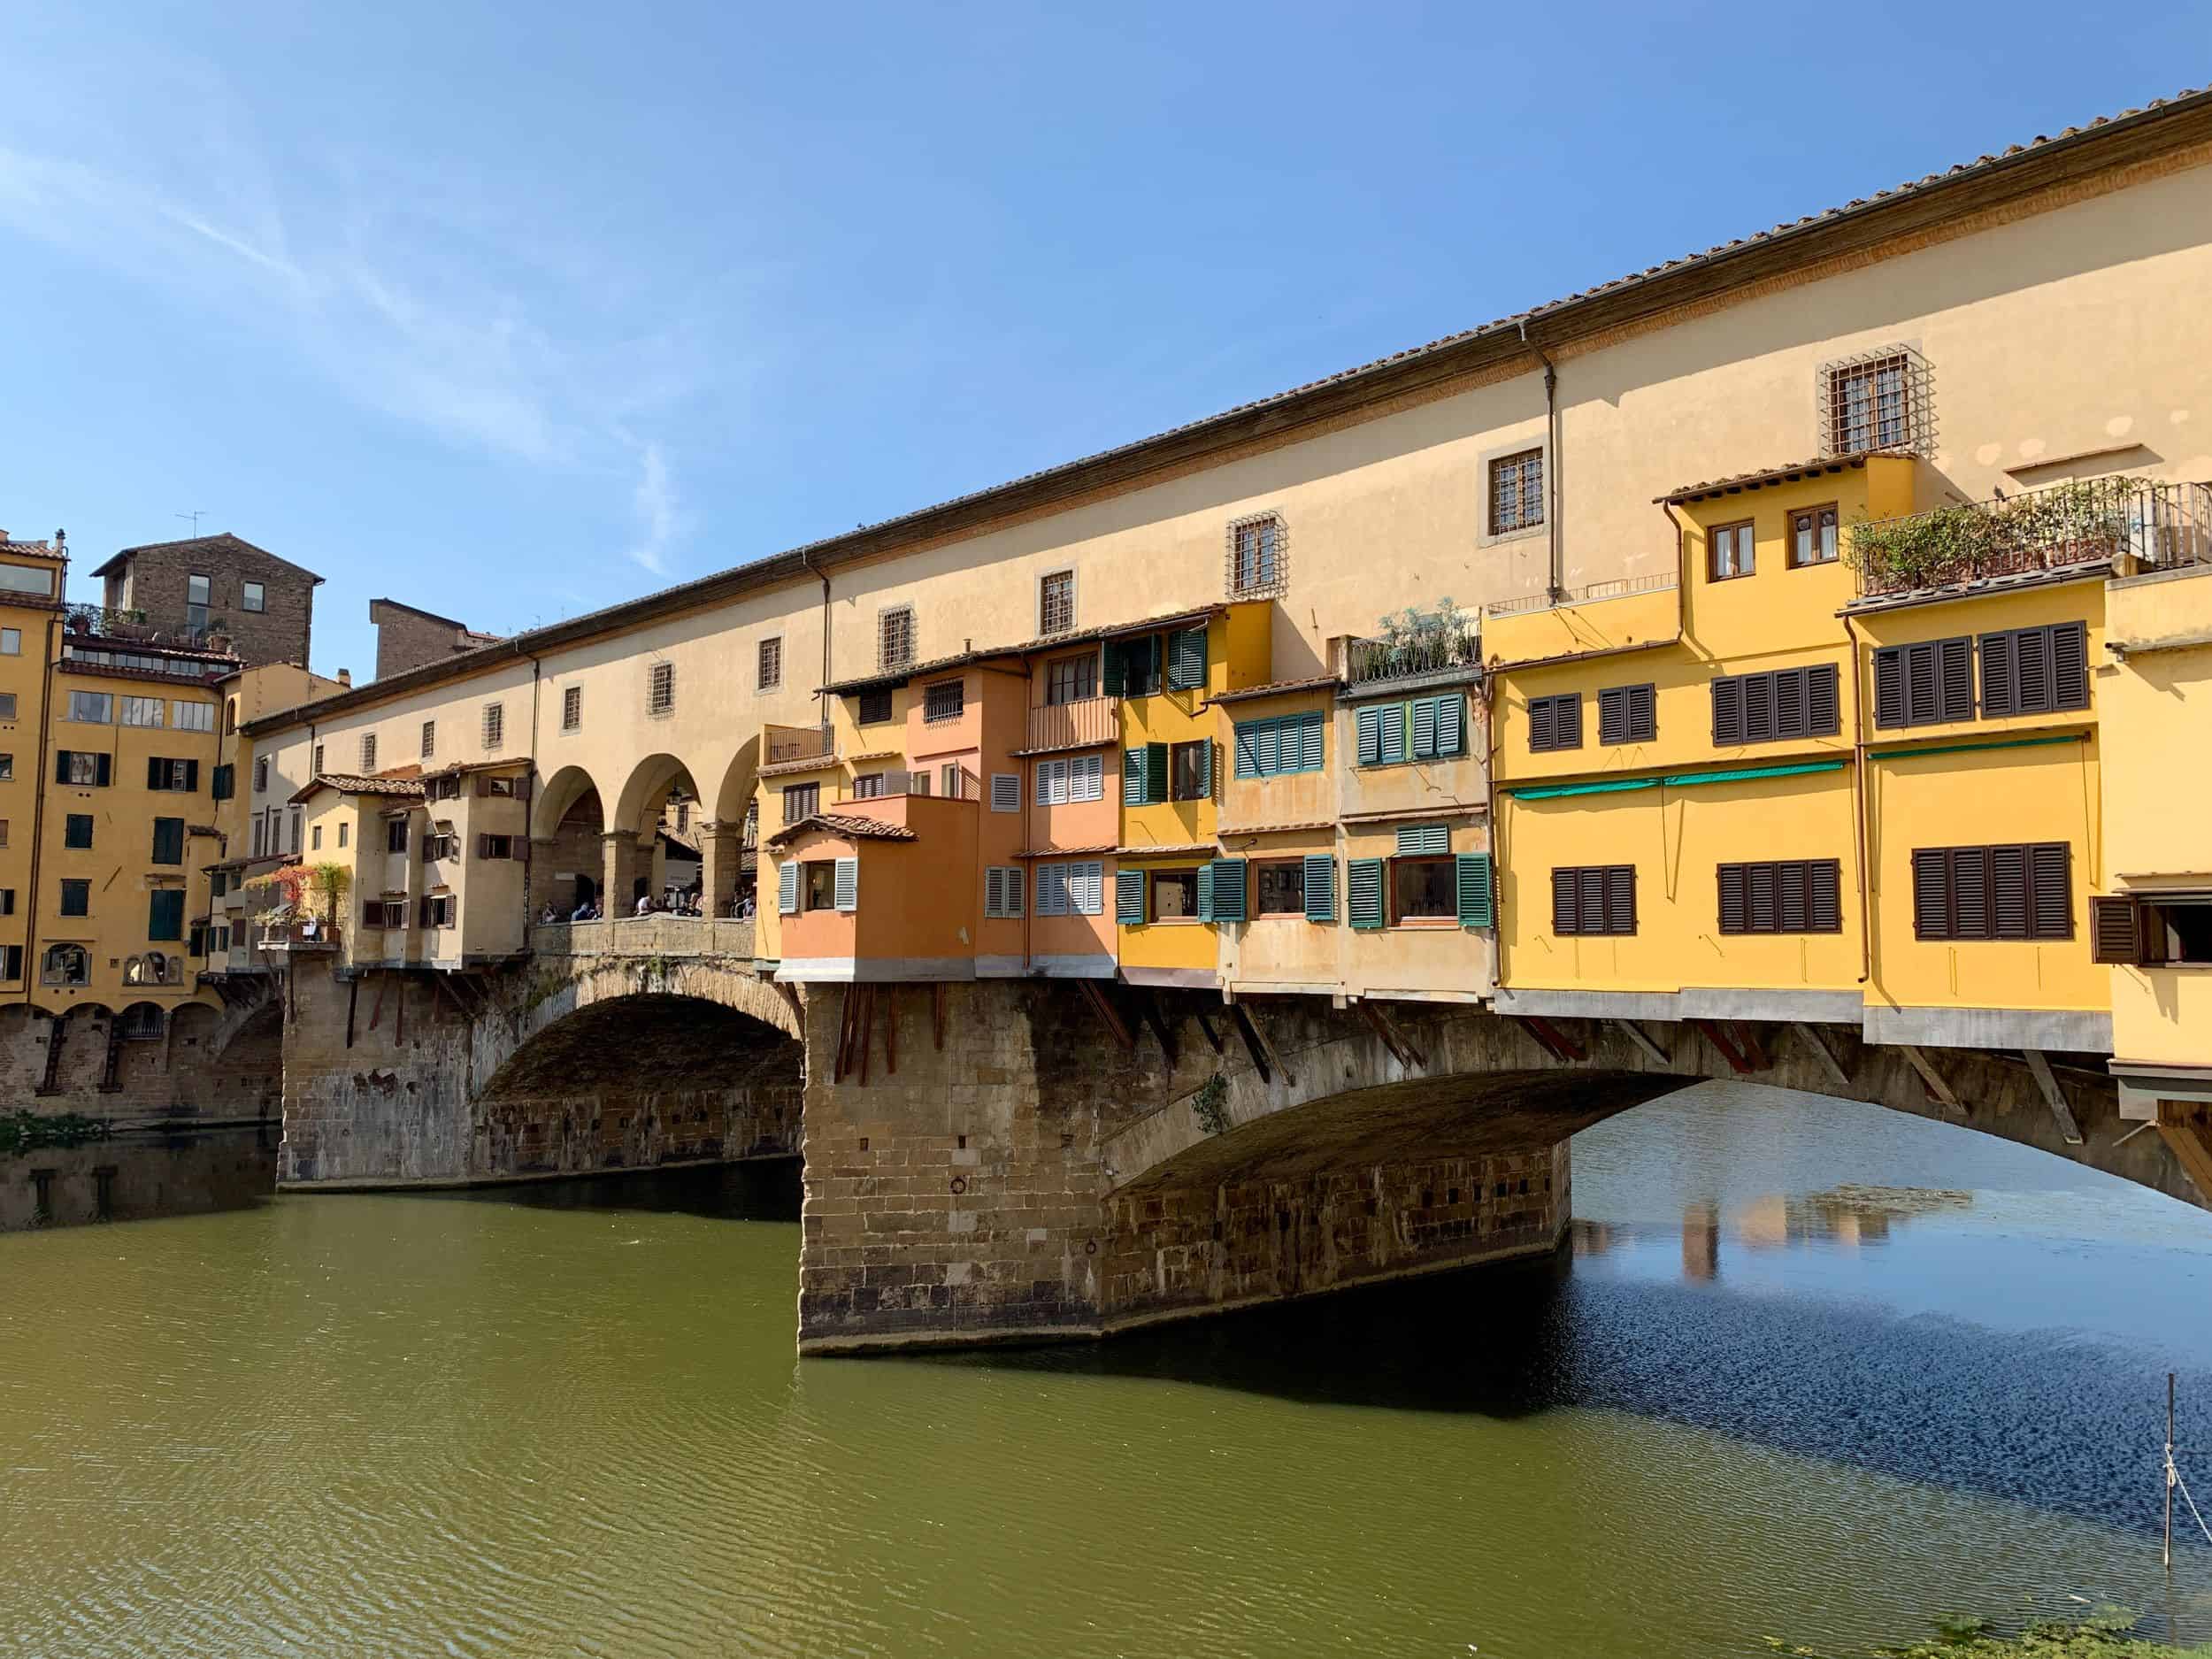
[697,819,741,917]
[601,829,643,913]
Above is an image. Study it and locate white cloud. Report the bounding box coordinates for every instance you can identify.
[626,442,681,575]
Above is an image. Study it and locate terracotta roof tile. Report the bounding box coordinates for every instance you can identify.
[766,812,919,849]
[1659,452,1871,503]
[289,772,426,804]
[1206,674,1342,705]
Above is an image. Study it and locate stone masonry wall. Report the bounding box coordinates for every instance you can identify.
[795,983,1585,1353]
[110,534,314,667]
[0,1000,279,1121]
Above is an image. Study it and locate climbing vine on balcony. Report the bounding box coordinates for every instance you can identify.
[1847,479,2137,589]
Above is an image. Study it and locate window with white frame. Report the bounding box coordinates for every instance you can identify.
[1227,514,1285,596]
[1033,860,1105,917]
[171,700,214,733]
[1489,448,1544,535]
[482,702,504,749]
[65,691,112,724]
[242,580,265,613]
[120,696,165,727]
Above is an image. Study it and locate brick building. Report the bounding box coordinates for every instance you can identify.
[368,597,502,681]
[88,533,319,667]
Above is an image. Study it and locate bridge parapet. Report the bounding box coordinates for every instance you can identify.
[531,917,756,961]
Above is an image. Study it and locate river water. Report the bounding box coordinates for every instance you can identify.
[4,1082,2210,1658]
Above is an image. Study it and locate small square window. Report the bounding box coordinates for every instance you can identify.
[803,861,838,911]
[1824,349,1923,455]
[1489,449,1544,536]
[59,877,89,916]
[360,733,378,772]
[1255,860,1305,916]
[1045,653,1096,705]
[64,814,92,849]
[879,606,916,672]
[924,680,964,723]
[1169,741,1210,801]
[1393,857,1457,923]
[1151,868,1200,920]
[420,720,436,758]
[857,688,894,726]
[1227,515,1285,596]
[482,703,504,750]
[242,581,265,613]
[1789,503,1839,567]
[0,628,18,655]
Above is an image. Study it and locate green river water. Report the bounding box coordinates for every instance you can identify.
[4,1082,2210,1658]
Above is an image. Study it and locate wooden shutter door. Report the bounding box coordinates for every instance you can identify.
[1991,845,2031,938]
[2053,621,2089,710]
[1210,859,1247,921]
[2029,842,2071,939]
[1809,861,1842,932]
[1455,853,1493,927]
[1578,869,1608,935]
[2015,628,2052,713]
[1356,706,1383,765]
[833,857,858,912]
[1528,697,1555,753]
[778,862,800,914]
[1302,854,1336,923]
[1808,664,1839,735]
[1598,687,1625,746]
[1603,866,1636,935]
[1144,743,1168,803]
[1772,671,1807,740]
[1552,868,1578,934]
[1717,864,1747,933]
[1194,862,1215,922]
[1116,869,1146,925]
[1410,697,1438,758]
[1712,680,1744,745]
[1629,683,1655,742]
[1348,859,1386,930]
[1435,695,1463,757]
[1979,631,2016,716]
[1873,648,1904,728]
[1555,695,1582,749]
[2090,895,2142,964]
[1951,848,1990,939]
[1742,673,1775,742]
[1939,637,1974,722]
[1235,725,1263,779]
[146,757,163,789]
[1124,749,1148,805]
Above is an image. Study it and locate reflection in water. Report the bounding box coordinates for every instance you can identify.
[0,1081,2208,1659]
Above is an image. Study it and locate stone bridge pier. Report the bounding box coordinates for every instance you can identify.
[796,981,2206,1354]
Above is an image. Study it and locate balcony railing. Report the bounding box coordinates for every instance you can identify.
[1851,477,2212,599]
[1346,619,1483,687]
[1025,695,1119,751]
[764,724,833,766]
[257,920,340,952]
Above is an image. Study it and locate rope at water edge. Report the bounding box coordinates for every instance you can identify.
[2172,1450,2212,1546]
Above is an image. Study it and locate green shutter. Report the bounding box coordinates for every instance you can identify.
[1303,854,1336,923]
[1410,697,1439,758]
[1145,742,1168,803]
[1348,858,1386,930]
[1195,738,1213,798]
[777,861,800,914]
[1102,640,1126,697]
[1210,859,1246,921]
[1356,707,1382,766]
[1194,861,1215,921]
[149,889,184,941]
[1396,823,1449,857]
[1436,695,1465,757]
[1124,748,1148,805]
[1116,868,1146,925]
[1456,853,1494,928]
[1234,724,1262,779]
[1299,711,1325,772]
[1167,626,1208,690]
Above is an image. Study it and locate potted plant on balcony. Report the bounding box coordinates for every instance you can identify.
[1364,597,1478,682]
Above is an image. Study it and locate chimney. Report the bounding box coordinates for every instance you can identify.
[336,668,353,687]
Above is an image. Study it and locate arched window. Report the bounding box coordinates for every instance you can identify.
[119,1003,165,1041]
[123,955,147,985]
[42,944,88,987]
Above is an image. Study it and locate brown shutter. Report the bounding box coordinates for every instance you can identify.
[1809,860,1842,932]
[1873,648,1904,729]
[1529,696,1555,753]
[2090,895,2143,964]
[1939,637,1974,722]
[1604,866,1636,935]
[1631,683,1655,741]
[1599,687,1627,746]
[2029,842,2072,939]
[1904,642,1939,725]
[1743,673,1775,742]
[2016,627,2053,714]
[2052,621,2089,710]
[1747,863,1778,932]
[1579,868,1608,934]
[1556,695,1582,749]
[1717,864,1746,933]
[1952,847,1991,939]
[1979,630,2016,717]
[1772,670,1807,740]
[1777,861,1809,932]
[1912,849,1950,940]
[1808,664,1839,734]
[1712,678,1744,745]
[1991,844,2031,938]
[1551,868,1578,934]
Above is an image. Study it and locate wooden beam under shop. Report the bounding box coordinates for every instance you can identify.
[1077,980,1134,1051]
[1228,1002,1271,1085]
[2158,1108,2212,1203]
[365,972,389,1033]
[344,977,358,1050]
[1729,1021,1772,1072]
[833,985,859,1083]
[1613,1018,1671,1067]
[931,982,947,1052]
[1137,991,1179,1069]
[856,986,875,1087]
[1898,1044,1962,1110]
[1355,1001,1413,1070]
[1192,1008,1225,1055]
[1515,1015,1585,1064]
[2021,1049,2083,1145]
[1234,1002,1294,1087]
[1689,1018,1755,1075]
[1788,1022,1852,1090]
[431,972,473,1025]
[395,972,405,1047]
[882,986,897,1077]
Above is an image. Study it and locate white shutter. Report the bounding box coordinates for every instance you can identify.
[1072,753,1103,801]
[1034,864,1068,916]
[777,861,799,915]
[990,773,1020,812]
[833,856,858,911]
[1076,861,1105,915]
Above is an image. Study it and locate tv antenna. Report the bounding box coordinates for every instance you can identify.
[175,511,206,536]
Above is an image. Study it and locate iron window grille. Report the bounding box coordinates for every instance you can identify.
[879,605,916,672]
[562,686,582,732]
[421,720,435,758]
[359,734,378,771]
[1226,512,1287,599]
[1039,570,1076,635]
[924,680,964,723]
[482,703,504,750]
[758,637,782,690]
[1489,449,1544,536]
[648,662,675,717]
[1818,344,1933,457]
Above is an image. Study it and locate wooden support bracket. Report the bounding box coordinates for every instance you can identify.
[1193,1009,1225,1055]
[1690,1018,1755,1075]
[1229,1003,1273,1086]
[1516,1015,1586,1064]
[365,972,389,1034]
[1356,1000,1411,1068]
[1789,1022,1852,1090]
[931,982,947,1051]
[1730,1021,1772,1072]
[2021,1049,2083,1145]
[856,985,875,1087]
[1077,979,1134,1051]
[1614,1018,1671,1067]
[1898,1043,1962,1110]
[882,986,897,1077]
[1137,990,1179,1069]
[2158,1109,2212,1203]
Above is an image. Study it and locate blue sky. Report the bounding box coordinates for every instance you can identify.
[2,4,2204,680]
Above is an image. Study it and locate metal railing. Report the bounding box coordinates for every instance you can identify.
[61,603,150,637]
[1346,619,1483,687]
[1025,695,1119,751]
[1852,477,2212,598]
[1483,572,1678,620]
[764,724,833,766]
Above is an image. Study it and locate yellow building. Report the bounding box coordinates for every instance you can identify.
[0,532,65,998]
[2090,499,2212,1187]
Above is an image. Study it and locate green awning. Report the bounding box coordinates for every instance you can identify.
[1507,758,1844,800]
[1867,733,2086,762]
